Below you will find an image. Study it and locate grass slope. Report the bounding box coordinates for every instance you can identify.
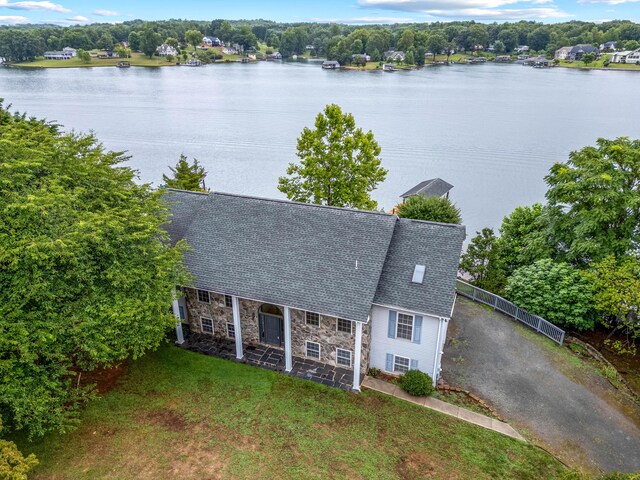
[17,52,178,68]
[16,345,564,479]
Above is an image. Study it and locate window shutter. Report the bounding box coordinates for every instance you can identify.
[410,359,418,370]
[387,311,397,339]
[413,316,423,344]
[385,353,393,372]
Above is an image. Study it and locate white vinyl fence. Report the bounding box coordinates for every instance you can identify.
[456,279,565,345]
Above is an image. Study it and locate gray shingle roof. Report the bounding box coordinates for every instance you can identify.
[400,178,454,199]
[373,218,466,318]
[165,190,465,322]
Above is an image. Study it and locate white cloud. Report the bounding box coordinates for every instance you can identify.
[577,0,639,3]
[0,14,29,23]
[93,9,119,16]
[1,1,69,12]
[357,0,571,19]
[46,14,89,25]
[310,16,417,23]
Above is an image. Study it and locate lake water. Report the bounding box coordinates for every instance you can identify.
[1,61,639,237]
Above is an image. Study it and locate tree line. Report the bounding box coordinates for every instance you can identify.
[2,18,640,64]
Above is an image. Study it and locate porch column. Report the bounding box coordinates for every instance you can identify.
[171,291,184,345]
[353,321,363,391]
[283,306,292,372]
[232,296,243,360]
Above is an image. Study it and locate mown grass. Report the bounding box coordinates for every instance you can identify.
[15,345,565,479]
[16,52,178,68]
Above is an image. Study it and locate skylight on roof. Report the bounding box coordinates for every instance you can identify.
[412,264,426,284]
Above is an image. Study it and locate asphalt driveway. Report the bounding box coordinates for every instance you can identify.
[442,297,640,474]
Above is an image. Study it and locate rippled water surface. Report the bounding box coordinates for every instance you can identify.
[1,61,639,235]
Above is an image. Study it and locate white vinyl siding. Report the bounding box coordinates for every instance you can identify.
[369,305,441,385]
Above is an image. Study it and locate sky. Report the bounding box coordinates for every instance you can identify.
[0,0,638,26]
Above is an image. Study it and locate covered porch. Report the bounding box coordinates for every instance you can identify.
[179,329,360,392]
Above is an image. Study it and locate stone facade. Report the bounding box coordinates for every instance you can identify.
[184,288,370,371]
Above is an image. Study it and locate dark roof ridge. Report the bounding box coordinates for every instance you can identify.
[211,190,396,218]
[164,187,210,196]
[401,217,466,230]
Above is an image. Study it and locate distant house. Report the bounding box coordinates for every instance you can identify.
[222,46,238,55]
[43,50,73,60]
[156,44,178,56]
[400,179,454,201]
[495,55,512,62]
[609,50,632,63]
[351,53,371,63]
[305,44,315,51]
[556,44,598,61]
[626,49,640,64]
[322,60,340,69]
[266,51,282,60]
[517,54,530,61]
[600,41,617,52]
[203,36,222,47]
[515,45,530,53]
[383,50,405,62]
[62,47,77,57]
[487,43,495,52]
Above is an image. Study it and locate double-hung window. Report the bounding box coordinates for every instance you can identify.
[393,355,410,374]
[306,341,321,359]
[224,295,233,308]
[197,289,210,303]
[226,322,235,338]
[337,318,353,334]
[336,348,352,367]
[305,311,320,327]
[200,317,213,334]
[396,313,414,341]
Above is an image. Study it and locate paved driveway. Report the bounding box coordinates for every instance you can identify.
[442,297,640,474]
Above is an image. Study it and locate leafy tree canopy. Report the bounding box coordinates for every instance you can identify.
[459,228,506,292]
[162,154,208,192]
[396,195,462,224]
[545,137,640,266]
[504,259,594,330]
[278,104,387,210]
[0,103,189,438]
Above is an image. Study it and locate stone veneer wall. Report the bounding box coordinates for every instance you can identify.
[184,289,371,371]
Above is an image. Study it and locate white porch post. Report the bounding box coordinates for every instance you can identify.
[283,306,293,372]
[353,321,363,391]
[171,290,184,345]
[232,296,243,360]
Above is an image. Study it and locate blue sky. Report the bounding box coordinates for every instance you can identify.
[0,0,638,26]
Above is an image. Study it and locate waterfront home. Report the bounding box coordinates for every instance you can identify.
[495,55,513,62]
[400,179,454,201]
[626,49,640,64]
[156,44,178,56]
[222,46,238,55]
[267,52,282,60]
[166,189,465,391]
[515,45,530,53]
[351,53,371,63]
[555,44,598,61]
[383,50,405,62]
[203,36,223,47]
[322,60,340,69]
[609,51,633,63]
[600,41,617,52]
[43,50,73,60]
[517,54,530,61]
[62,47,77,57]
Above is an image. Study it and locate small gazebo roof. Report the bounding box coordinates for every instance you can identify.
[400,178,454,199]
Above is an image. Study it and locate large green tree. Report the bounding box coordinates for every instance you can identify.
[139,28,162,58]
[0,104,188,438]
[185,29,203,53]
[586,255,640,354]
[278,104,387,210]
[396,195,462,224]
[545,137,640,266]
[162,155,208,191]
[504,259,594,331]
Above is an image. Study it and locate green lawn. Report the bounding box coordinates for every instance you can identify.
[17,52,178,68]
[15,345,565,479]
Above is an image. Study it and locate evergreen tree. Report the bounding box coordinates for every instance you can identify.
[162,155,208,192]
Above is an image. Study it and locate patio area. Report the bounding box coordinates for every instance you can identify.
[180,330,359,392]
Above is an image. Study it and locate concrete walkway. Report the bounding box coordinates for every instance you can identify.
[361,376,526,441]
